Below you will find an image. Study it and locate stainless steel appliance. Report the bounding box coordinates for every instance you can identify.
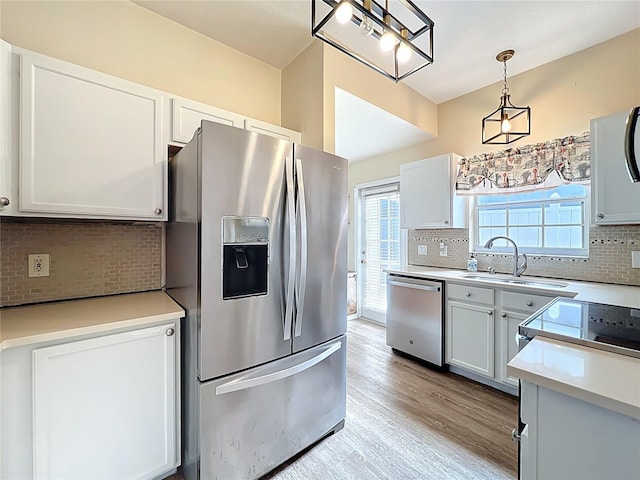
[514,298,640,478]
[166,121,348,480]
[386,273,444,367]
[625,106,640,182]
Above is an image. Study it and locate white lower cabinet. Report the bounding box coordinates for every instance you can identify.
[520,381,640,479]
[1,321,180,480]
[446,282,556,392]
[497,310,528,387]
[447,301,494,377]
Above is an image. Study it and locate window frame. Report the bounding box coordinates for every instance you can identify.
[470,185,590,258]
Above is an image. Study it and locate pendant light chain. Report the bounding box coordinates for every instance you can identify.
[502,59,509,96]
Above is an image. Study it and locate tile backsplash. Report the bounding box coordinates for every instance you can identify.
[0,220,162,307]
[408,225,640,286]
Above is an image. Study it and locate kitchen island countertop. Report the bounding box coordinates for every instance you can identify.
[508,336,640,420]
[0,291,185,350]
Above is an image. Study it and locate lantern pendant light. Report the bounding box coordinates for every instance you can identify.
[482,49,531,144]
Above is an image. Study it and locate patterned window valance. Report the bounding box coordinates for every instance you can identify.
[455,132,590,195]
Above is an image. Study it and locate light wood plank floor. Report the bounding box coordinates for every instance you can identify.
[173,318,519,480]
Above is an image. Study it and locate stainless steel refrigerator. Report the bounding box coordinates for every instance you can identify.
[166,120,348,480]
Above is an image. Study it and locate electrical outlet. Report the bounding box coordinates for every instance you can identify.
[439,242,448,257]
[28,254,50,277]
[632,251,640,268]
[418,245,428,255]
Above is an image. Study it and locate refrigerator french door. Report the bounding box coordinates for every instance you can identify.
[167,121,348,480]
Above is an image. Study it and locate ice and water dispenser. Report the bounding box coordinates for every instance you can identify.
[222,216,269,300]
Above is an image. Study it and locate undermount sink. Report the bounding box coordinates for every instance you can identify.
[459,274,569,289]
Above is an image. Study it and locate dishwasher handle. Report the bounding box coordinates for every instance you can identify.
[387,279,441,292]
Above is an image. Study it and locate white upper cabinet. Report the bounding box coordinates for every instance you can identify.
[591,110,640,224]
[171,96,244,144]
[400,153,467,229]
[244,117,302,143]
[17,48,167,220]
[0,40,17,215]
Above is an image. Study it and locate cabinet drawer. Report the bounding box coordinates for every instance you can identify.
[447,283,494,305]
[502,291,555,313]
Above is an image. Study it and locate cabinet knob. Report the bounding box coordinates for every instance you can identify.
[0,197,9,206]
[166,328,174,336]
[155,208,163,215]
[487,310,493,316]
[526,301,534,307]
[444,220,449,225]
[465,292,471,297]
[596,213,604,219]
[501,312,507,317]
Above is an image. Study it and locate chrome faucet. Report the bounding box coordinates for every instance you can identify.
[483,236,528,277]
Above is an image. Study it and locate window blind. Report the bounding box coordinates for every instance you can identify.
[362,188,401,318]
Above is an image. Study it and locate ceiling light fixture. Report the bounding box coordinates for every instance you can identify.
[311,0,434,83]
[482,49,531,144]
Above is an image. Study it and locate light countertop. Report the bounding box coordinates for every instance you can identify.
[0,291,185,351]
[507,336,640,420]
[385,265,640,308]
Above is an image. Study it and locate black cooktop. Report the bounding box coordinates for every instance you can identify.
[520,297,640,359]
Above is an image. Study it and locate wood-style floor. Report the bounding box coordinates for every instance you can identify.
[172,318,518,480]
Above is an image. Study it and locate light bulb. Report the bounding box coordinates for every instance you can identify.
[396,42,412,63]
[335,2,353,25]
[380,31,398,52]
[359,15,373,36]
[501,117,512,133]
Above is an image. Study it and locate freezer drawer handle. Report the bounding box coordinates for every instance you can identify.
[215,341,342,396]
[388,280,441,292]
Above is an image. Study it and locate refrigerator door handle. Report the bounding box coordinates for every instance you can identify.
[624,106,640,182]
[283,156,296,341]
[215,341,342,395]
[294,158,308,338]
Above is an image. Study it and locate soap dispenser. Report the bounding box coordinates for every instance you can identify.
[467,254,478,272]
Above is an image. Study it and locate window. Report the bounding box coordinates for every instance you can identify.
[472,184,589,257]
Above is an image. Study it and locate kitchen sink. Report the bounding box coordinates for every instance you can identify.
[459,274,569,288]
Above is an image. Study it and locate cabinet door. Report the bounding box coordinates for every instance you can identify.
[244,117,302,143]
[446,301,494,377]
[591,111,640,224]
[32,323,178,480]
[0,40,17,215]
[400,153,466,229]
[172,96,244,144]
[498,310,528,387]
[19,50,166,220]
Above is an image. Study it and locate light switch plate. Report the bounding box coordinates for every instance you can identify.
[418,245,428,255]
[439,243,448,257]
[632,251,640,268]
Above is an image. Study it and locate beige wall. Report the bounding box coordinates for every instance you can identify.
[348,28,640,270]
[0,0,282,125]
[322,45,438,153]
[282,41,325,150]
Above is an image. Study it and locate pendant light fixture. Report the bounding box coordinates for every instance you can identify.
[311,0,434,83]
[482,49,531,144]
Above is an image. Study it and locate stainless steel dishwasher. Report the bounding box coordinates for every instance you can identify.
[386,273,444,367]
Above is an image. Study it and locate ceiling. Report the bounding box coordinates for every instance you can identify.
[135,0,640,161]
